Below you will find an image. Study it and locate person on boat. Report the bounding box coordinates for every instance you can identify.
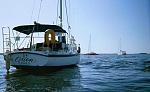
[77,44,81,53]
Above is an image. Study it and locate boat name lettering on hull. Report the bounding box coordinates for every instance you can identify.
[15,57,36,64]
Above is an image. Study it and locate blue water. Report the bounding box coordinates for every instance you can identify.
[0,54,150,92]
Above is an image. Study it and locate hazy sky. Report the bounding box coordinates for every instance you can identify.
[0,0,150,54]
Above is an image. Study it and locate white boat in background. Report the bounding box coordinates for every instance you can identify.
[2,0,80,72]
[118,50,126,55]
[118,39,126,55]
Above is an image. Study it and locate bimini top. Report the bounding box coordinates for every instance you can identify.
[13,22,67,35]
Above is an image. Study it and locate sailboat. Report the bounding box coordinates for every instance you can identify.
[2,0,80,72]
[84,35,99,55]
[118,39,126,55]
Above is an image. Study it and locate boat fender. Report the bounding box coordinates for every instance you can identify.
[44,29,55,45]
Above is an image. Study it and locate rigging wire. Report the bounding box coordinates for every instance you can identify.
[37,0,43,22]
[30,0,36,23]
[19,36,29,48]
[72,0,75,36]
[37,0,43,37]
[11,0,43,49]
[28,0,37,47]
[69,0,71,25]
[64,0,71,37]
[12,0,37,48]
[56,0,59,24]
[68,0,71,38]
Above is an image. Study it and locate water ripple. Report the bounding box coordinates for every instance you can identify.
[0,54,150,91]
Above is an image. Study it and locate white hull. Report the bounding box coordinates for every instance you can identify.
[4,51,80,68]
[118,51,126,55]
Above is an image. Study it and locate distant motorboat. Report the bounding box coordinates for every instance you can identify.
[84,35,99,55]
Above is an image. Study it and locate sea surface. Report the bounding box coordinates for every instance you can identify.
[0,54,150,92]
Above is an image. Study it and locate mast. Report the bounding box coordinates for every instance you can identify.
[60,0,63,27]
[118,38,122,52]
[88,35,91,52]
[120,38,122,51]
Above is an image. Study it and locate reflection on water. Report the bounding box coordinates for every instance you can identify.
[4,67,82,92]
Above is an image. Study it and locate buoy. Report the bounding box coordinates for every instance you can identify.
[44,29,55,45]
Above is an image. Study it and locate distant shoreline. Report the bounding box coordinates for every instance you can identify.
[81,53,150,55]
[139,53,148,54]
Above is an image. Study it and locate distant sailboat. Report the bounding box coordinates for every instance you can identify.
[118,39,126,55]
[84,35,99,55]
